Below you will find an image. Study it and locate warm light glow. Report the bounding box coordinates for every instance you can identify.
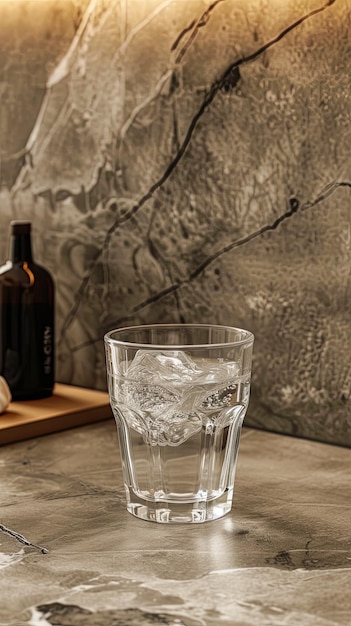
[23,262,35,286]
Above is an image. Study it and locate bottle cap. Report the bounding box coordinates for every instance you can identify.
[10,221,32,235]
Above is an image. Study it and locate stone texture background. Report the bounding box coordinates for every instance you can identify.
[0,0,350,446]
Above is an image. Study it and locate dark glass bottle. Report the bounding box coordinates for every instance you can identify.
[0,221,55,400]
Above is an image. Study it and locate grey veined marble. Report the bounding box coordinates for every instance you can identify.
[0,422,350,625]
[0,0,351,446]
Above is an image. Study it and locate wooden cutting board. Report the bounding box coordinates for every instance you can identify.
[0,383,113,446]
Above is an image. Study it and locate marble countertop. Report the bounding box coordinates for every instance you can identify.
[0,419,350,626]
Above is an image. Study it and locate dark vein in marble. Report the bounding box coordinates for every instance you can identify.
[105,0,337,233]
[171,20,197,52]
[0,523,48,554]
[105,180,351,326]
[60,0,337,339]
[36,604,195,626]
[172,0,226,63]
[71,179,351,349]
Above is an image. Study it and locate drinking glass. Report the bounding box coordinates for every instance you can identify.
[104,324,254,523]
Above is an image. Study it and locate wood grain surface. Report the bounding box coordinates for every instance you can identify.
[0,384,112,445]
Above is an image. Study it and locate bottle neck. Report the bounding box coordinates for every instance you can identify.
[10,233,33,263]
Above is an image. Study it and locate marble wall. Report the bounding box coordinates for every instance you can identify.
[0,0,350,446]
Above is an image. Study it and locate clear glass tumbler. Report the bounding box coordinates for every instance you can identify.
[104,324,254,523]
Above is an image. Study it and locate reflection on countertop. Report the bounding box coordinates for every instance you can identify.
[0,421,350,625]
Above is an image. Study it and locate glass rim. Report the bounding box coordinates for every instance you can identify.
[104,323,254,350]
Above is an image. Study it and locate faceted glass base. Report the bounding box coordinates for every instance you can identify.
[126,490,233,524]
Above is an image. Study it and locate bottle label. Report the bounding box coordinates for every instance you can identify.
[43,325,53,375]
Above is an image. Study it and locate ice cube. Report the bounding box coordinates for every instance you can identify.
[164,411,202,446]
[176,359,241,412]
[154,352,200,382]
[126,352,163,383]
[117,351,242,445]
[119,380,179,417]
[200,383,238,410]
[195,360,241,383]
[125,350,200,385]
[151,411,202,446]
